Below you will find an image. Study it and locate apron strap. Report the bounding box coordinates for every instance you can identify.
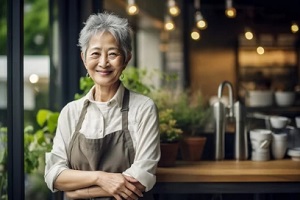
[67,99,90,166]
[75,99,90,133]
[121,88,129,131]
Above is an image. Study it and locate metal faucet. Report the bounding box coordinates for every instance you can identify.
[217,81,234,118]
[213,81,248,161]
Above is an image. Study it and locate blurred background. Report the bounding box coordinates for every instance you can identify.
[1,0,300,199]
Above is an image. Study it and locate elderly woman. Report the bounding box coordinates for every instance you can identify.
[44,12,160,200]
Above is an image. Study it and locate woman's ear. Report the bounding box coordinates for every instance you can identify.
[81,52,86,66]
[124,53,132,67]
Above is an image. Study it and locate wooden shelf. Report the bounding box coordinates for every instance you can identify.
[156,160,300,183]
[153,160,300,194]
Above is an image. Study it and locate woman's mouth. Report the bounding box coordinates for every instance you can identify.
[96,70,112,75]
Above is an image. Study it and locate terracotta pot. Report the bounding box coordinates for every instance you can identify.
[158,142,179,167]
[180,137,206,161]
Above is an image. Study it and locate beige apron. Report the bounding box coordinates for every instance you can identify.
[67,89,154,200]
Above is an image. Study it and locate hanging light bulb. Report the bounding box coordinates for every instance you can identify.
[244,27,254,40]
[191,28,201,40]
[291,22,299,33]
[257,46,264,55]
[245,31,253,40]
[194,0,207,30]
[127,0,139,15]
[168,0,180,17]
[164,15,175,31]
[225,0,236,18]
[195,11,207,30]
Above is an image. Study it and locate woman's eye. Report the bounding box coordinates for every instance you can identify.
[91,52,100,56]
[108,52,118,59]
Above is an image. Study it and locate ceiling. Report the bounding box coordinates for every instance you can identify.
[196,0,300,25]
[107,0,300,33]
[135,0,300,22]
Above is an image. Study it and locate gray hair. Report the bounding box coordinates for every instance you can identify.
[78,12,132,62]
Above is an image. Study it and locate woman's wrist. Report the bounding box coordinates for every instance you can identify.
[93,171,110,188]
[87,187,90,198]
[91,171,102,186]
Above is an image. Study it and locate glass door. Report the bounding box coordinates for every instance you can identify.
[0,0,8,198]
[1,0,51,199]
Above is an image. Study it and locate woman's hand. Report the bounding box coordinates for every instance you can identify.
[123,175,146,192]
[96,172,144,200]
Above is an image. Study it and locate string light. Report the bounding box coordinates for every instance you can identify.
[168,0,180,17]
[191,28,201,40]
[127,0,139,15]
[225,0,236,18]
[245,31,253,40]
[244,27,254,40]
[195,11,207,30]
[291,22,299,33]
[193,0,207,39]
[164,15,175,31]
[256,46,264,55]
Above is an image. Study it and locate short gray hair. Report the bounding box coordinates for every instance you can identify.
[78,12,132,62]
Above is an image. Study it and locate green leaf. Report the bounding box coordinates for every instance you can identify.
[24,133,34,146]
[24,125,34,134]
[36,109,50,127]
[47,113,59,133]
[36,130,45,145]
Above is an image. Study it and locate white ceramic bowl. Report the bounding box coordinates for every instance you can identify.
[287,147,300,161]
[275,91,295,107]
[248,90,273,107]
[269,116,290,129]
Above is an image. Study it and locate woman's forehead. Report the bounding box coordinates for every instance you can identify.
[88,32,119,49]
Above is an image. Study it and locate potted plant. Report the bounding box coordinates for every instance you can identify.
[157,108,183,167]
[170,90,212,161]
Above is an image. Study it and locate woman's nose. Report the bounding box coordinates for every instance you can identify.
[98,55,108,68]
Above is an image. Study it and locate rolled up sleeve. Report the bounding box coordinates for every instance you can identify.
[123,99,160,191]
[44,104,76,192]
[44,152,68,192]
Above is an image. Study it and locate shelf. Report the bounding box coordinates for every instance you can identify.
[246,106,300,118]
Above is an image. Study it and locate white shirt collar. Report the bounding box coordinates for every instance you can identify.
[85,83,125,107]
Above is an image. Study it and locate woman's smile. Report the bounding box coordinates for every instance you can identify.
[96,69,113,76]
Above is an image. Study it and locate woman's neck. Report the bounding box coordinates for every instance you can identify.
[93,82,120,102]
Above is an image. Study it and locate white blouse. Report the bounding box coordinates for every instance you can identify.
[44,84,160,192]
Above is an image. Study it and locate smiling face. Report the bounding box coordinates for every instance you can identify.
[82,31,131,89]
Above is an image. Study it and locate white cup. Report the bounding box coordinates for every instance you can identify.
[271,133,288,159]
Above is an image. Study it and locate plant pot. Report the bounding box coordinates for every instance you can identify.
[158,142,179,167]
[180,137,206,161]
